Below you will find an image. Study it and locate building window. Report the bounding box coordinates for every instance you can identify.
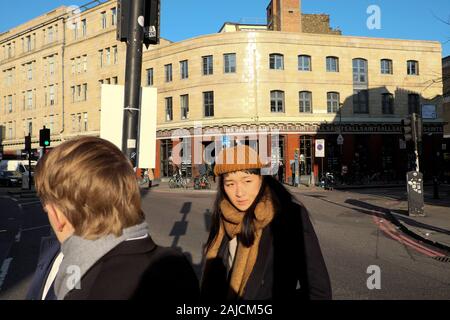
[82,19,87,37]
[27,91,33,109]
[165,97,173,121]
[224,53,236,73]
[49,115,54,132]
[181,94,189,120]
[26,35,32,52]
[353,58,368,84]
[381,59,393,74]
[327,92,340,113]
[299,91,312,113]
[7,95,12,113]
[113,46,118,64]
[298,55,311,71]
[77,57,81,73]
[83,84,88,101]
[353,89,369,114]
[49,56,55,75]
[112,76,118,85]
[77,85,81,101]
[106,48,111,65]
[146,68,153,86]
[49,85,55,105]
[48,27,54,43]
[111,8,117,26]
[203,55,213,75]
[407,60,419,75]
[326,56,339,72]
[165,64,173,82]
[83,55,87,72]
[73,22,78,40]
[27,63,33,80]
[408,93,420,114]
[270,90,284,113]
[99,50,103,67]
[101,11,107,29]
[71,86,75,103]
[269,53,284,70]
[78,114,82,132]
[203,91,214,117]
[84,113,88,131]
[180,60,189,79]
[382,93,394,114]
[71,114,76,132]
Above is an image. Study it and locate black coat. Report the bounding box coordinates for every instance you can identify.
[64,236,200,301]
[201,200,332,301]
[26,235,60,300]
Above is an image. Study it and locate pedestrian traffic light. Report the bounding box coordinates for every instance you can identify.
[39,127,50,147]
[401,117,413,142]
[25,135,31,153]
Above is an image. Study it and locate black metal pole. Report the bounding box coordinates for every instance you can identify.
[28,134,32,191]
[122,0,145,168]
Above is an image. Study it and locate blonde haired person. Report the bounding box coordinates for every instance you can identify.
[34,136,199,300]
[201,145,331,301]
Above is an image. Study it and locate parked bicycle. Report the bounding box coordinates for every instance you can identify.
[169,169,187,189]
[194,174,211,190]
[320,172,335,190]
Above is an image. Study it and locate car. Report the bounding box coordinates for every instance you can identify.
[0,160,36,187]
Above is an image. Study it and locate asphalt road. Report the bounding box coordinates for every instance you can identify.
[0,185,449,300]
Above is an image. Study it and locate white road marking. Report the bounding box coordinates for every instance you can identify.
[21,225,50,232]
[14,230,21,243]
[0,258,13,290]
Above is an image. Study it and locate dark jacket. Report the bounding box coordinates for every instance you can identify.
[201,201,332,301]
[64,236,200,301]
[26,235,60,300]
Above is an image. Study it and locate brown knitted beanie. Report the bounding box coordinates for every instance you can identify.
[214,144,268,176]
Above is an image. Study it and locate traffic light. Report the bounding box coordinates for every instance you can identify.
[415,115,422,143]
[25,135,31,153]
[39,127,50,147]
[117,0,130,42]
[401,116,413,142]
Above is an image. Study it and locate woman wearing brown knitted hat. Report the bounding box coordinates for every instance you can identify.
[201,144,332,301]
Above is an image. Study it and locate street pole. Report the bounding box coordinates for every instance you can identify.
[28,135,32,191]
[412,113,420,173]
[122,0,145,168]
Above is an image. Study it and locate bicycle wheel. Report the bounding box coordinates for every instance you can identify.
[169,178,176,188]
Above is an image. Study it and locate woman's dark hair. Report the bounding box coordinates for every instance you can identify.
[205,169,294,251]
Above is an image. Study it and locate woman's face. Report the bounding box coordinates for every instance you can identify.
[223,171,263,212]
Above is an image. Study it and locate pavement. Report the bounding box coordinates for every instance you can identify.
[150,178,450,254]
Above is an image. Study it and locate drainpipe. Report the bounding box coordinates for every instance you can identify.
[59,17,66,141]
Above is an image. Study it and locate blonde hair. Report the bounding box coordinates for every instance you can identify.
[35,136,144,240]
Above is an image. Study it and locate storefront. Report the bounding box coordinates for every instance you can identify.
[154,122,444,185]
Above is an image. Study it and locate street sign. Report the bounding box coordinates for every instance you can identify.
[100,85,157,169]
[337,134,344,145]
[406,171,425,216]
[315,139,325,158]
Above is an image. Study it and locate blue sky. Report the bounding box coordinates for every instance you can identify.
[1,0,449,56]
